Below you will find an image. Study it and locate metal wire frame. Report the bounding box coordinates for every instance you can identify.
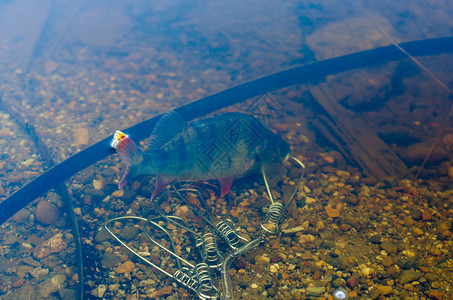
[104,156,305,299]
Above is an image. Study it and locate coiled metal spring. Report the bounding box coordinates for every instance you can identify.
[196,232,223,268]
[173,267,198,292]
[260,201,285,234]
[196,263,219,299]
[215,219,242,250]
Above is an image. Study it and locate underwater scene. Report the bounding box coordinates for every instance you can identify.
[0,0,452,299]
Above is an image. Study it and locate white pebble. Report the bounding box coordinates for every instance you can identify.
[97,285,106,298]
[270,264,278,273]
[93,179,102,190]
[305,197,316,204]
[361,266,372,276]
[22,158,34,167]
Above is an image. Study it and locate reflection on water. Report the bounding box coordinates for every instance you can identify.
[0,0,452,299]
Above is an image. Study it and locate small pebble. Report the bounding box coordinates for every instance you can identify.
[267,287,276,296]
[404,216,415,226]
[335,170,350,179]
[38,274,66,298]
[429,291,444,300]
[115,261,135,273]
[11,209,31,223]
[361,176,377,185]
[112,190,124,197]
[83,195,92,205]
[346,196,360,205]
[377,285,393,295]
[271,255,282,263]
[96,285,107,298]
[316,220,325,230]
[286,91,298,99]
[12,278,25,288]
[247,226,256,233]
[429,248,441,256]
[273,122,288,132]
[424,273,437,282]
[22,158,34,167]
[346,275,359,288]
[306,286,326,296]
[298,234,315,245]
[312,271,322,280]
[321,155,335,164]
[93,179,103,190]
[101,252,120,267]
[85,188,105,201]
[325,206,340,218]
[422,211,432,221]
[399,270,422,284]
[401,250,415,257]
[119,226,139,241]
[382,256,394,267]
[368,235,382,244]
[380,241,398,254]
[349,291,358,298]
[361,266,372,276]
[340,223,352,231]
[369,287,381,299]
[413,227,424,236]
[234,257,246,269]
[156,286,173,296]
[282,225,306,233]
[270,264,278,273]
[257,255,270,264]
[23,257,41,267]
[411,210,423,220]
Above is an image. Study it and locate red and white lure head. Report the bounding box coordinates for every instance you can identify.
[111,130,128,150]
[111,130,144,188]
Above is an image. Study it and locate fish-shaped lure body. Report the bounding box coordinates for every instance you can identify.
[112,111,290,199]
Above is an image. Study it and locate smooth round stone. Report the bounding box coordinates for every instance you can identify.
[35,201,59,225]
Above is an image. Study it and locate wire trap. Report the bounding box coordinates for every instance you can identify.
[104,157,305,299]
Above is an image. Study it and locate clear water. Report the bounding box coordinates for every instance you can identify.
[0,0,452,299]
